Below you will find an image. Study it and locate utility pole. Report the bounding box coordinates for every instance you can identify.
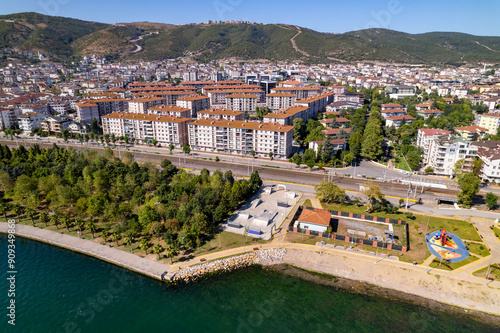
[383,169,386,182]
[406,182,411,209]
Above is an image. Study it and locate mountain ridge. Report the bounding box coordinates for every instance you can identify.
[1,12,500,65]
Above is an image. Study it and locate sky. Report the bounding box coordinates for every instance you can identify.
[2,0,499,36]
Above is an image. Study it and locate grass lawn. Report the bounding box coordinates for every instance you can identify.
[392,151,411,172]
[302,199,313,208]
[318,201,483,263]
[15,216,269,265]
[493,227,500,239]
[428,256,479,271]
[466,242,491,257]
[472,263,500,280]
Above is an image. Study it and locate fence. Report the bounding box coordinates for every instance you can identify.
[291,206,408,252]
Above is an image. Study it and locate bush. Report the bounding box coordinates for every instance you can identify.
[404,212,415,220]
[215,156,220,162]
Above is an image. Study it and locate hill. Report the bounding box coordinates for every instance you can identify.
[1,12,500,65]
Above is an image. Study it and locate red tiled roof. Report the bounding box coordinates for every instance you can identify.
[298,209,331,226]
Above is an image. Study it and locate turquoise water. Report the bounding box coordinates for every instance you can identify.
[0,234,497,333]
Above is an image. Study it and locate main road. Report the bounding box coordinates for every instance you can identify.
[1,136,458,202]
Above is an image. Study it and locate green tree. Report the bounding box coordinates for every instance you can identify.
[361,122,383,160]
[112,231,121,246]
[169,143,174,155]
[348,131,363,158]
[457,173,481,207]
[86,219,97,238]
[140,238,150,255]
[425,167,434,174]
[75,217,85,236]
[293,118,306,147]
[153,243,164,260]
[62,215,71,232]
[26,208,35,226]
[485,192,498,210]
[101,229,109,243]
[50,213,60,229]
[306,159,315,171]
[249,170,262,192]
[183,144,191,155]
[40,211,49,227]
[315,180,348,203]
[124,231,135,252]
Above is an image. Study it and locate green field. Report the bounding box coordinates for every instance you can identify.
[428,256,479,271]
[467,242,491,257]
[472,263,500,280]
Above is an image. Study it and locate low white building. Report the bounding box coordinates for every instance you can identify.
[17,112,46,133]
[294,208,331,233]
[473,140,500,182]
[426,135,477,177]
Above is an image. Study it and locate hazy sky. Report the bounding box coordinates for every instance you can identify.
[2,0,499,35]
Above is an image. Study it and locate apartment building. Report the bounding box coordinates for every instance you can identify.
[417,109,444,120]
[41,116,72,133]
[386,115,415,128]
[295,92,334,116]
[208,89,265,105]
[334,92,364,104]
[87,98,128,117]
[147,105,192,118]
[426,135,477,177]
[381,103,402,110]
[454,126,488,141]
[197,109,244,121]
[17,112,46,133]
[226,94,257,112]
[132,91,196,106]
[321,128,351,139]
[473,140,500,182]
[188,119,293,159]
[381,108,406,119]
[20,103,49,115]
[102,112,191,147]
[76,101,99,122]
[416,128,451,164]
[128,97,165,114]
[266,93,297,111]
[176,95,210,117]
[478,113,500,135]
[0,108,20,129]
[326,101,363,112]
[270,86,323,99]
[263,106,309,126]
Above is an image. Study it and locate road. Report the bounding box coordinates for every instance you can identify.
[1,136,461,204]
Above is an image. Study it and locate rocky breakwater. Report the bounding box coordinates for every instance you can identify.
[170,249,286,283]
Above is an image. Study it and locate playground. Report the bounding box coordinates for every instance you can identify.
[426,230,469,263]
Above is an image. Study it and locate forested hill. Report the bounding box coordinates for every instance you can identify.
[1,12,500,65]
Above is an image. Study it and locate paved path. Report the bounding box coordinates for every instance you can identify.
[3,221,500,315]
[0,223,170,280]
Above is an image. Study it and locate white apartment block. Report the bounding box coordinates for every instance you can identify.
[176,95,210,117]
[20,103,49,115]
[208,89,265,105]
[473,140,500,182]
[0,108,20,129]
[385,115,415,128]
[381,108,406,119]
[295,92,334,116]
[17,112,46,133]
[416,128,451,164]
[188,119,293,159]
[478,113,500,135]
[226,94,257,112]
[76,102,99,122]
[147,105,192,118]
[102,112,190,147]
[128,97,165,114]
[266,93,297,111]
[426,135,477,177]
[197,109,244,121]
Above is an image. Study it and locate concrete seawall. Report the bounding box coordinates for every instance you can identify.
[0,222,169,280]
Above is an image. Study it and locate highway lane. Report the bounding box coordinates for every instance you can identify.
[0,138,458,202]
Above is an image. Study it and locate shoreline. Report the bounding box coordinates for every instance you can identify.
[268,264,500,328]
[2,222,500,319]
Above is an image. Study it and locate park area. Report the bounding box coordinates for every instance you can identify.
[286,200,485,266]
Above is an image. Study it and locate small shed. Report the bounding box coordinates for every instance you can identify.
[297,208,331,233]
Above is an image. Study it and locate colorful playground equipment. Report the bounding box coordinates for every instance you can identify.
[425,229,469,263]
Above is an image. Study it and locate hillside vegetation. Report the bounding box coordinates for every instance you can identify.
[1,12,500,64]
